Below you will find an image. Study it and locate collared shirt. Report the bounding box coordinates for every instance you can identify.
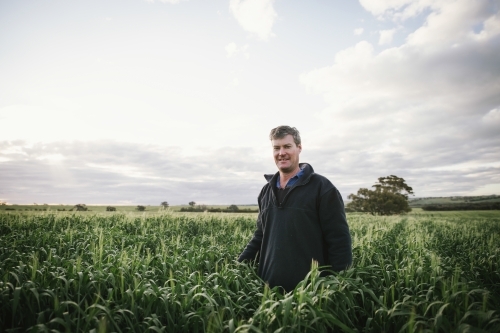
[276,167,305,189]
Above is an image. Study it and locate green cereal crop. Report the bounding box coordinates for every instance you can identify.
[0,210,499,332]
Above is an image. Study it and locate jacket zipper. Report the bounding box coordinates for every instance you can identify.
[276,175,312,208]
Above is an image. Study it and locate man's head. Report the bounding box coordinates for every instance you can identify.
[269,126,301,146]
[269,126,302,174]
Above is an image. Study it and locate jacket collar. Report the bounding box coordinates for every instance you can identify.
[264,163,314,186]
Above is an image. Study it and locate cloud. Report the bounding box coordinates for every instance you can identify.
[145,0,187,3]
[229,0,277,41]
[378,29,396,45]
[0,141,269,205]
[2,0,499,203]
[225,42,250,59]
[2,134,499,205]
[231,77,240,86]
[482,107,500,126]
[359,0,435,21]
[226,42,238,57]
[474,11,500,41]
[300,0,500,197]
[354,28,364,36]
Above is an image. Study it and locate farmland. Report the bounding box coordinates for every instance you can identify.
[1,210,499,332]
[0,205,260,213]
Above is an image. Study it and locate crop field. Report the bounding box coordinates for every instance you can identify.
[0,205,260,213]
[1,210,499,332]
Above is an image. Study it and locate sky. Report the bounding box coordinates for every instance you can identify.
[1,0,499,205]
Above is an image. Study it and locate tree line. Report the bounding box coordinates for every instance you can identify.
[180,202,258,213]
[421,202,500,211]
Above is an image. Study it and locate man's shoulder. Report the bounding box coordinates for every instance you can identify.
[310,172,332,183]
[264,173,275,182]
[258,175,275,195]
[307,172,338,193]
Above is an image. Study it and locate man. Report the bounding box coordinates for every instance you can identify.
[238,125,352,292]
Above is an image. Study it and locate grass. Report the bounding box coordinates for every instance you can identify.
[1,210,499,332]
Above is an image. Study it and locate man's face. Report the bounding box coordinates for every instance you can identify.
[272,134,302,174]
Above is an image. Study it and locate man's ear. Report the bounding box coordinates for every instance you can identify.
[298,144,302,152]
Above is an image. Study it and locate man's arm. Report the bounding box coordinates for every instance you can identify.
[318,187,352,271]
[237,216,263,262]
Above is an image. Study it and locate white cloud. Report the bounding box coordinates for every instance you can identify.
[36,154,66,163]
[231,77,240,86]
[405,0,493,47]
[482,107,500,125]
[145,0,187,3]
[226,42,238,57]
[471,10,500,41]
[229,0,277,41]
[358,0,435,21]
[378,29,396,45]
[302,1,500,120]
[354,28,364,35]
[2,139,499,204]
[300,0,500,196]
[2,0,500,201]
[0,141,268,205]
[225,42,250,59]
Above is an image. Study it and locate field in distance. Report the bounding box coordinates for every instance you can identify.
[409,194,499,207]
[0,204,260,212]
[2,194,500,212]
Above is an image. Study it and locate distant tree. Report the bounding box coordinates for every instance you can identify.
[0,202,6,206]
[106,206,116,211]
[227,204,239,212]
[347,175,414,215]
[161,201,169,208]
[71,204,88,211]
[136,205,146,211]
[189,201,196,207]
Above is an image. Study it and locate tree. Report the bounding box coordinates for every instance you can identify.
[188,201,196,207]
[106,206,116,211]
[71,204,88,211]
[136,205,146,211]
[227,204,239,212]
[347,175,414,215]
[160,201,169,208]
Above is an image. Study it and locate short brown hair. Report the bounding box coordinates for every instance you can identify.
[269,126,301,145]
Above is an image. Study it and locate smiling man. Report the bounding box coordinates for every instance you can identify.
[238,125,352,292]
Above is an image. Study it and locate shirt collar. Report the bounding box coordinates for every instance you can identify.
[276,167,305,188]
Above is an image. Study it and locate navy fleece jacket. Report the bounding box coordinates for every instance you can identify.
[238,163,352,292]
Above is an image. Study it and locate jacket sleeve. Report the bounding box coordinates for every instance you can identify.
[237,215,263,262]
[318,187,352,271]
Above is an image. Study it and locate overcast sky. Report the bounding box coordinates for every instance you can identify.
[1,0,499,205]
